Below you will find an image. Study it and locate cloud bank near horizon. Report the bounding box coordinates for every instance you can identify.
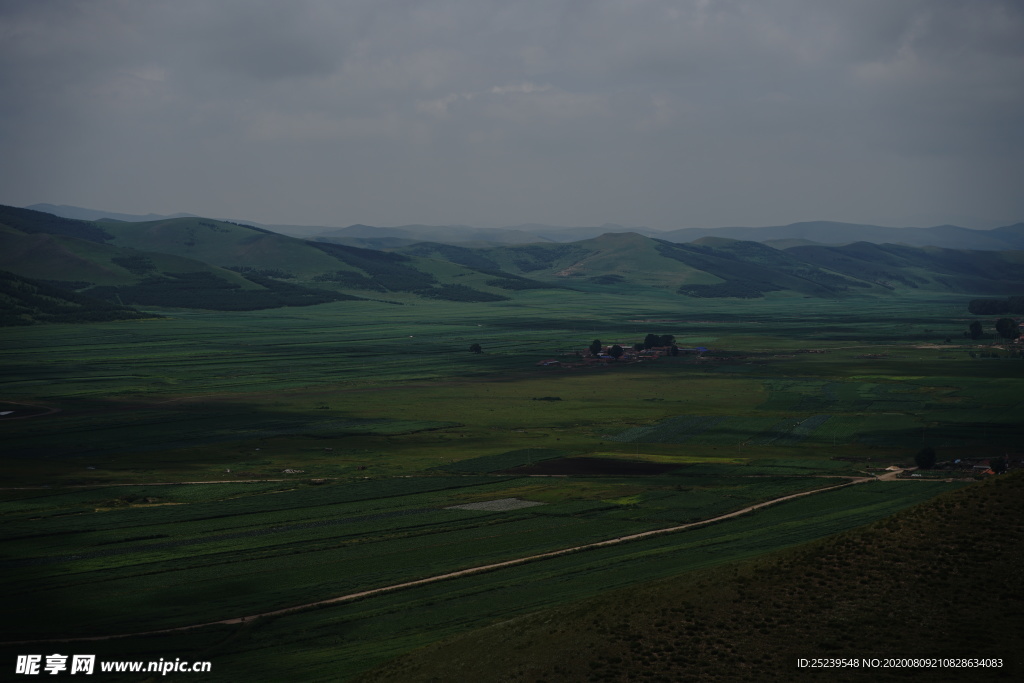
[1,0,1022,230]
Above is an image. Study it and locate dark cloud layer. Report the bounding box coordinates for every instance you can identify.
[1,0,1021,228]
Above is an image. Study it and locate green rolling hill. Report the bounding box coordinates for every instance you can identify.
[96,215,539,300]
[0,207,360,313]
[98,217,348,277]
[405,231,1024,299]
[6,204,1024,310]
[787,242,1024,294]
[403,232,882,297]
[409,232,722,290]
[0,205,532,310]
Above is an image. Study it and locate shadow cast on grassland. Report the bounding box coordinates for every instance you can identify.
[0,396,457,460]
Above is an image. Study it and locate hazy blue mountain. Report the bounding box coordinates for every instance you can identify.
[26,203,198,223]
[313,224,556,245]
[28,205,1022,251]
[313,220,1024,250]
[660,220,1024,251]
[499,223,663,241]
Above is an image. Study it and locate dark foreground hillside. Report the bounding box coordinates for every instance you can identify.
[366,474,1024,682]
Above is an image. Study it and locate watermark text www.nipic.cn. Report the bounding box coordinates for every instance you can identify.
[16,654,212,676]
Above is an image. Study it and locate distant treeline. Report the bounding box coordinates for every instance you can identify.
[485,277,558,291]
[678,282,774,298]
[968,296,1024,315]
[415,284,507,302]
[90,272,362,311]
[224,265,296,279]
[0,269,151,326]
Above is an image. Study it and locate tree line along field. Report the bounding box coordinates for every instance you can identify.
[0,289,1020,678]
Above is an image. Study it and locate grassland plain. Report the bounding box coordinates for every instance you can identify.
[0,481,967,681]
[365,473,1024,683]
[1,288,1020,679]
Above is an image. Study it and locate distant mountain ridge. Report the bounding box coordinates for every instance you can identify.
[26,203,199,223]
[28,204,1023,250]
[660,220,1024,251]
[7,204,1024,317]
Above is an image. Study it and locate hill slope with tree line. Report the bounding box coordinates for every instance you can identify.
[0,205,519,311]
[0,269,151,326]
[402,231,1024,298]
[368,473,1023,682]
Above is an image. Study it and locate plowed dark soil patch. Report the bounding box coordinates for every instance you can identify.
[501,457,683,476]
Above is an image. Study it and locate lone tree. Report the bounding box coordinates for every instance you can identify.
[995,318,1020,341]
[659,334,676,347]
[609,344,624,359]
[589,339,602,356]
[969,321,983,339]
[915,446,937,470]
[990,456,1008,474]
[469,343,482,353]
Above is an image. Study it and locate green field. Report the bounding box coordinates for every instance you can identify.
[1,288,1019,679]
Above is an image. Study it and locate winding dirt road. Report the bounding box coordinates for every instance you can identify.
[4,476,879,646]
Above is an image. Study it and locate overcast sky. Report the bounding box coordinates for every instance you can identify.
[1,0,1022,230]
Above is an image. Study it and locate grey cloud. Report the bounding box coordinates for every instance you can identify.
[0,0,1021,229]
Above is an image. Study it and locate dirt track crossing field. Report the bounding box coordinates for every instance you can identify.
[3,476,876,645]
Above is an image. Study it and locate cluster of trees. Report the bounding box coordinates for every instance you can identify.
[642,333,675,348]
[414,284,508,302]
[915,447,1008,474]
[968,296,1024,315]
[995,318,1021,341]
[915,447,937,469]
[484,277,559,291]
[224,266,296,279]
[967,318,1021,341]
[677,281,776,298]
